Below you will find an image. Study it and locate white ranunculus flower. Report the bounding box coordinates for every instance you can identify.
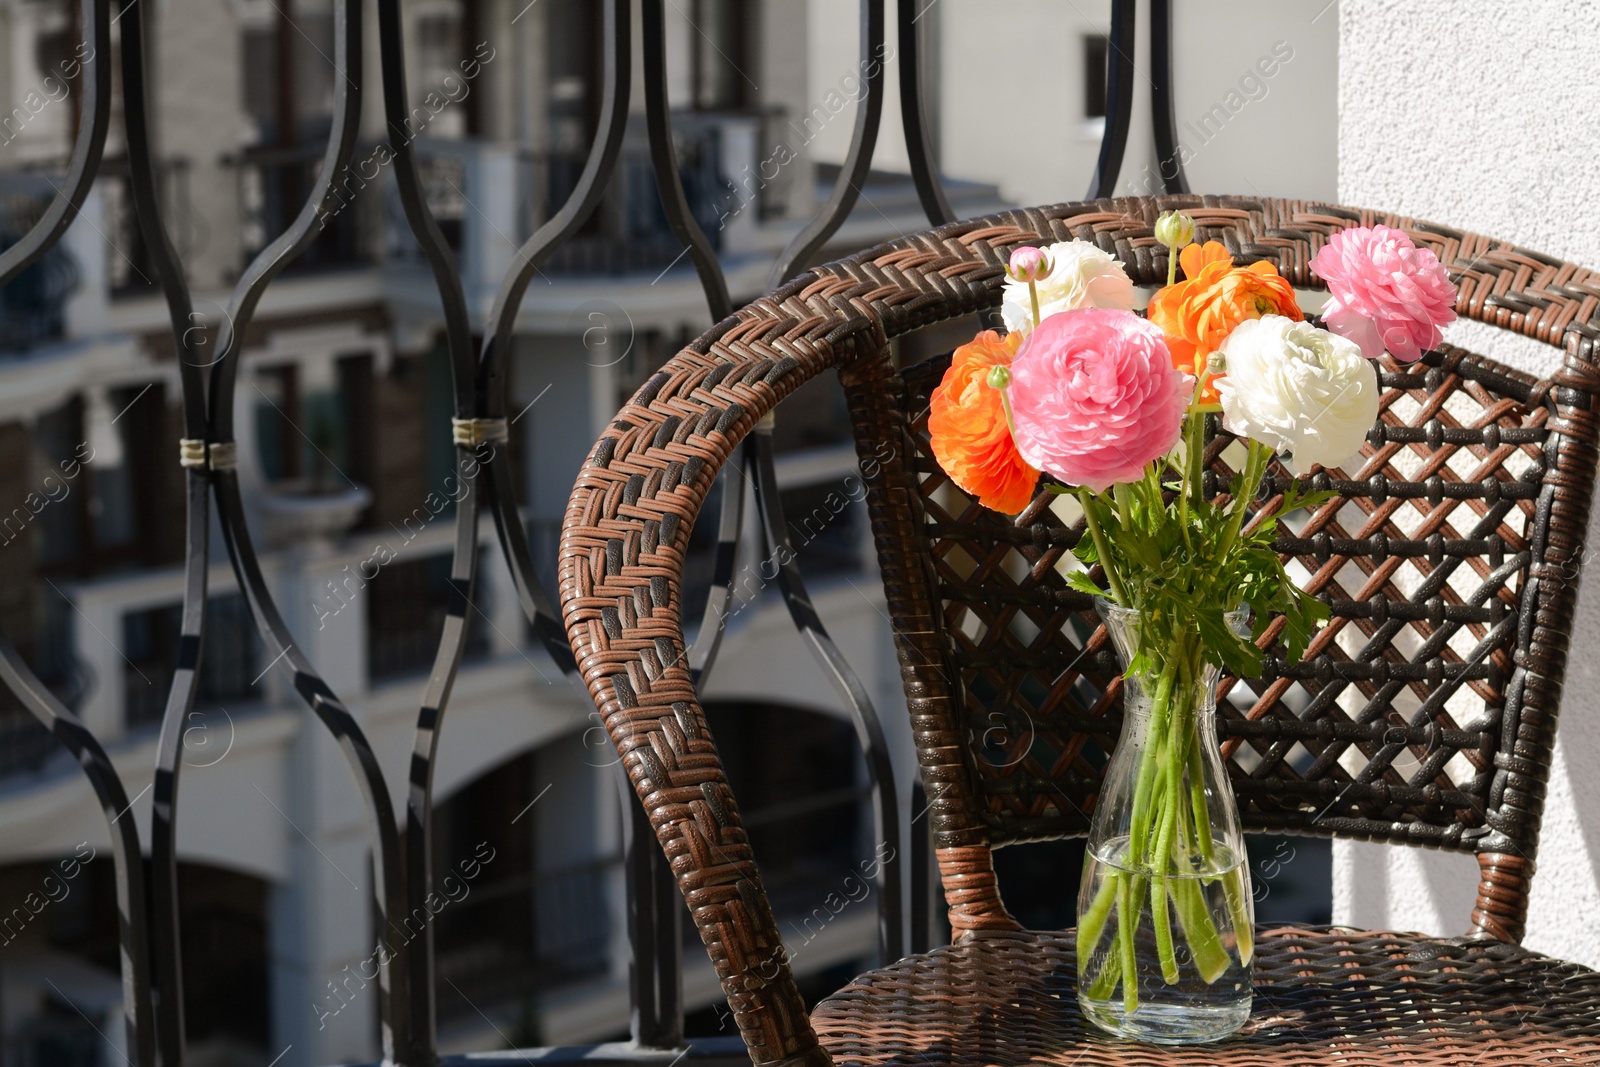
[1216,316,1379,476]
[1000,240,1135,336]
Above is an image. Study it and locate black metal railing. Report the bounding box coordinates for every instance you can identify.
[0,0,1184,1065]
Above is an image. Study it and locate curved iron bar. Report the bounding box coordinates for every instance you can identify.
[375,3,494,1060]
[1086,0,1136,199]
[207,4,363,432]
[0,4,157,1064]
[1149,0,1189,195]
[622,793,685,1050]
[117,1,213,1062]
[687,439,753,686]
[896,0,953,226]
[749,423,903,965]
[192,3,420,1063]
[641,0,732,322]
[768,0,886,287]
[0,0,110,281]
[0,647,156,1067]
[638,0,748,686]
[212,490,415,1058]
[476,0,632,675]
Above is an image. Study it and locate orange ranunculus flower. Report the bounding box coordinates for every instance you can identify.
[1148,240,1304,406]
[928,330,1039,514]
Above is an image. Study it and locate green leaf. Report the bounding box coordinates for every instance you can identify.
[1065,571,1107,598]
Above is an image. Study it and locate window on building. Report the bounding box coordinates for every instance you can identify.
[87,388,138,553]
[546,0,603,154]
[33,384,174,577]
[253,355,373,496]
[33,399,85,569]
[413,5,467,140]
[692,0,754,111]
[253,364,302,484]
[122,594,264,731]
[39,857,271,1056]
[238,1,336,147]
[1084,34,1109,119]
[239,2,360,272]
[366,551,492,683]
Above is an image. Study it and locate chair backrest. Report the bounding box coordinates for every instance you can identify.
[561,196,1600,1067]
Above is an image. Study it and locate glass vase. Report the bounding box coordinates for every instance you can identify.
[1076,599,1255,1043]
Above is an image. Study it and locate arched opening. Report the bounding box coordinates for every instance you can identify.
[421,700,874,1050]
[684,699,873,1040]
[427,734,616,1049]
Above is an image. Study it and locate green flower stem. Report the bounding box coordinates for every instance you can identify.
[1113,482,1135,532]
[1090,626,1241,1008]
[1077,875,1119,963]
[1177,405,1208,552]
[1124,659,1179,862]
[997,384,1017,436]
[1150,762,1183,985]
[1086,929,1121,999]
[1117,874,1139,1012]
[1028,279,1042,328]
[1218,440,1268,562]
[1188,733,1217,861]
[1225,866,1255,966]
[1171,875,1232,982]
[1151,878,1179,983]
[1078,488,1128,605]
[1154,743,1182,870]
[1187,410,1206,509]
[1177,640,1231,980]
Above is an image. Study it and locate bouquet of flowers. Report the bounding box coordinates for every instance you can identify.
[927,213,1458,1041]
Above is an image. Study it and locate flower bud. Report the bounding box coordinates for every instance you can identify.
[1154,210,1196,251]
[986,364,1012,390]
[1005,246,1052,284]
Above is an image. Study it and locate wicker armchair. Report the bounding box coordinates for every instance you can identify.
[560,197,1600,1066]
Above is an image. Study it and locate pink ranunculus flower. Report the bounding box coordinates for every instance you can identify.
[1008,308,1186,492]
[1309,224,1457,363]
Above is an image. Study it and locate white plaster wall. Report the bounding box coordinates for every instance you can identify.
[1332,0,1600,970]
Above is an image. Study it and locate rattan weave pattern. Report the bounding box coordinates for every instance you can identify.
[811,927,1600,1066]
[560,196,1600,1067]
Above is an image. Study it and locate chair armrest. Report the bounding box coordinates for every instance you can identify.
[561,275,863,1067]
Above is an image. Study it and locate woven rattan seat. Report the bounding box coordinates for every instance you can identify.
[812,927,1600,1065]
[560,197,1600,1066]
